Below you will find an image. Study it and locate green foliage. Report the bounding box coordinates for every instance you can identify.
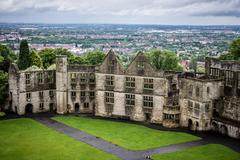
[0,112,5,116]
[197,65,205,73]
[219,38,240,60]
[47,64,56,70]
[68,50,105,65]
[39,48,79,68]
[0,44,16,62]
[147,49,183,71]
[190,57,197,73]
[68,55,86,64]
[38,48,56,69]
[118,53,136,66]
[54,48,72,57]
[83,50,105,65]
[0,44,16,106]
[31,50,43,68]
[230,38,240,59]
[0,71,8,106]
[53,116,200,150]
[0,56,3,63]
[18,40,31,70]
[219,53,235,60]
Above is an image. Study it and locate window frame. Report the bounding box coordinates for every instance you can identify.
[143,96,153,108]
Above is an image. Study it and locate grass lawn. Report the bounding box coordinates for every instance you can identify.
[53,116,200,150]
[0,118,120,160]
[152,144,240,160]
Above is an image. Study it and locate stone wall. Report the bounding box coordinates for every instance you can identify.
[8,50,240,139]
[212,119,240,139]
[56,55,68,114]
[179,78,223,131]
[8,64,19,112]
[18,90,56,115]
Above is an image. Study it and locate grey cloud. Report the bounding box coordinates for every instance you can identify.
[193,10,240,17]
[0,0,239,24]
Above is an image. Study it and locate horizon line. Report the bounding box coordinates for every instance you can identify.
[0,21,240,26]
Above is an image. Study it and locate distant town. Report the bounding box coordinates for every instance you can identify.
[0,23,240,71]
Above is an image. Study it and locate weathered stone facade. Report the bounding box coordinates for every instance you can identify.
[8,50,240,139]
[9,64,56,115]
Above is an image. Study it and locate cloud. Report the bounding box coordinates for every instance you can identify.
[0,0,239,24]
[193,10,240,18]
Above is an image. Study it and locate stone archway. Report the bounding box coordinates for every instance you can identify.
[25,103,33,114]
[75,103,80,113]
[49,103,56,113]
[212,122,218,131]
[15,106,17,113]
[220,125,228,135]
[188,119,193,130]
[195,122,199,130]
[237,131,240,139]
[145,113,151,122]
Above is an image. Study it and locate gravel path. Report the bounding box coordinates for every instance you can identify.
[34,117,208,160]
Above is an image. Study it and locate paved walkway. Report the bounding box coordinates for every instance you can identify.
[34,117,208,160]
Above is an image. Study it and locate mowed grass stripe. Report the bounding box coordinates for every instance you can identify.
[53,116,200,150]
[152,144,240,160]
[0,118,120,160]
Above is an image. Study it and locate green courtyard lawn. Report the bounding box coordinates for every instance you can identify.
[53,116,200,150]
[0,118,119,160]
[152,144,240,160]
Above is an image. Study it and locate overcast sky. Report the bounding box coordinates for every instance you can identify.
[0,0,240,25]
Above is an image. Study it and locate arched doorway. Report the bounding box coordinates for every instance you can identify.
[93,103,95,114]
[220,125,228,135]
[75,103,80,113]
[237,131,240,139]
[9,92,12,111]
[25,104,33,114]
[49,103,56,113]
[195,122,199,130]
[145,113,151,122]
[212,122,218,131]
[188,119,193,130]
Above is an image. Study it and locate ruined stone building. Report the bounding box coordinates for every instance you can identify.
[8,50,240,139]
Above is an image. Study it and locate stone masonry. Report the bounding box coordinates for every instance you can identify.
[8,49,240,139]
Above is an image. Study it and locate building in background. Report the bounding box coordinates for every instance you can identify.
[8,50,240,139]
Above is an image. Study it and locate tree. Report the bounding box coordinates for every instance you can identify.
[31,50,43,68]
[39,48,76,68]
[0,44,16,61]
[39,48,56,69]
[219,38,240,60]
[190,57,197,73]
[0,56,3,64]
[147,49,183,71]
[54,48,72,57]
[0,44,17,72]
[84,50,105,65]
[68,55,86,64]
[229,38,240,59]
[0,71,8,107]
[18,40,31,70]
[219,53,235,60]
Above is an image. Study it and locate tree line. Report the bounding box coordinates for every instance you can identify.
[17,40,106,70]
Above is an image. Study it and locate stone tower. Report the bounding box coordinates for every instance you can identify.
[56,55,68,114]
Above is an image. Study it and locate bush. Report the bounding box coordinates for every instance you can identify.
[0,112,6,117]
